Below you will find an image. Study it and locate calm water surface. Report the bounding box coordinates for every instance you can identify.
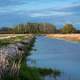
[27,36,80,80]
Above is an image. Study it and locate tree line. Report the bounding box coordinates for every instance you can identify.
[0,23,79,34]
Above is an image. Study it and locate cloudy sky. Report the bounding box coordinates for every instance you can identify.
[0,0,80,29]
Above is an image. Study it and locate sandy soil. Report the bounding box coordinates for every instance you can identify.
[46,34,80,41]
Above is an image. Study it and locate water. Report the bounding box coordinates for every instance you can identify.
[27,36,80,80]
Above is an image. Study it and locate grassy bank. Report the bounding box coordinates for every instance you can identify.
[20,36,61,80]
[0,34,32,46]
[19,37,41,80]
[0,34,36,80]
[0,34,61,80]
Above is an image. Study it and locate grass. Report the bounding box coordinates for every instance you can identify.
[0,35,37,80]
[19,38,41,80]
[37,68,61,77]
[20,58,41,80]
[0,35,27,46]
[0,35,61,80]
[20,37,61,80]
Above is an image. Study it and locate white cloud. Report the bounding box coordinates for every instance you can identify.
[0,0,79,19]
[30,11,73,17]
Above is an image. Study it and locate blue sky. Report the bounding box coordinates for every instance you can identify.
[0,0,80,29]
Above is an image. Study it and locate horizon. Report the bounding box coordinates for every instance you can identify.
[0,0,80,29]
[0,22,80,30]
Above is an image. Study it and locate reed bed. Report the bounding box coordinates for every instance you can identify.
[0,34,34,80]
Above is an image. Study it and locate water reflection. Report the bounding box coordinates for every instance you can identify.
[27,36,80,80]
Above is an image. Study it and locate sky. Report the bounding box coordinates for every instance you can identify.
[0,0,80,29]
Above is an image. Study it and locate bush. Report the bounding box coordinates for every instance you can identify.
[61,24,76,34]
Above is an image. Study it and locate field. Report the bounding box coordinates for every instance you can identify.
[0,34,32,39]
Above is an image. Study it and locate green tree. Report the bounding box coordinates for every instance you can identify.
[61,24,76,34]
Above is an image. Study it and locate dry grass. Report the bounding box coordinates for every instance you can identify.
[0,34,34,79]
[0,34,32,40]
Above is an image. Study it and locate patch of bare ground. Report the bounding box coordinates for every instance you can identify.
[47,34,80,41]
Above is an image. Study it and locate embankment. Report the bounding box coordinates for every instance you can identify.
[0,34,36,80]
[0,34,61,80]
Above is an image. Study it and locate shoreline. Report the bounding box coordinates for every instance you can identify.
[46,34,80,42]
[0,34,36,80]
[0,34,61,80]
